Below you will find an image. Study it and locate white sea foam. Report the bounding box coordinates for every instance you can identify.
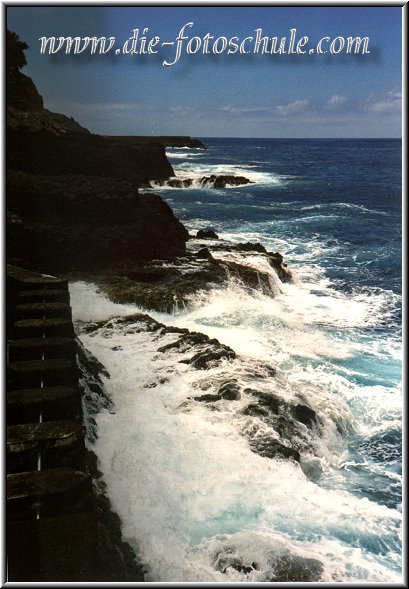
[70,281,402,582]
[296,202,389,216]
[150,161,283,189]
[166,150,206,159]
[69,281,137,322]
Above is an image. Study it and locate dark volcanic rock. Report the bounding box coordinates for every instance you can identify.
[182,346,236,370]
[249,438,301,462]
[196,247,214,260]
[244,389,280,413]
[163,178,193,188]
[241,386,324,467]
[199,175,252,188]
[7,172,189,273]
[266,552,323,582]
[193,393,221,403]
[243,404,270,418]
[157,331,236,370]
[43,110,91,134]
[233,242,267,253]
[71,243,292,314]
[7,44,173,185]
[197,229,219,239]
[218,380,241,400]
[213,545,323,581]
[155,175,251,189]
[8,131,173,186]
[291,404,319,428]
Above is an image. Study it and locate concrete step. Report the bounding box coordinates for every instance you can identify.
[7,467,92,520]
[8,358,77,389]
[19,289,70,304]
[14,302,72,320]
[7,386,82,424]
[17,276,68,290]
[7,265,68,290]
[7,420,86,474]
[13,317,75,339]
[7,512,100,581]
[8,337,76,362]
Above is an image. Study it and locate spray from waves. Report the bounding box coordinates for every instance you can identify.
[146,253,402,509]
[149,161,283,189]
[201,250,401,330]
[166,150,206,159]
[295,202,390,216]
[166,146,205,150]
[70,281,402,583]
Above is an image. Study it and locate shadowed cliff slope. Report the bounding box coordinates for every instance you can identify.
[6,30,190,273]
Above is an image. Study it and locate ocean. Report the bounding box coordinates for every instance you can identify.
[70,138,402,582]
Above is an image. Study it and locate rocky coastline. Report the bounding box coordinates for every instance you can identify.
[6,30,319,582]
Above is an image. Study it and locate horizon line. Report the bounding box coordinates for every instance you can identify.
[105,135,402,140]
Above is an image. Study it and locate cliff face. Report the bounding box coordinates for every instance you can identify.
[6,31,189,274]
[8,131,174,185]
[7,171,189,273]
[6,68,174,185]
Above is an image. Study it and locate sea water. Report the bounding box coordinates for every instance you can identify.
[70,138,402,582]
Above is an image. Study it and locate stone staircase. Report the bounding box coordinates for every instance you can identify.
[6,265,143,581]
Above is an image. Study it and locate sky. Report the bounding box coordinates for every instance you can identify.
[6,4,403,138]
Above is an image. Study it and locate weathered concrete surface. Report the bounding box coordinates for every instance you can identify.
[8,336,76,362]
[7,421,86,474]
[7,386,81,424]
[8,358,77,389]
[15,302,72,319]
[18,288,70,303]
[7,264,68,288]
[7,420,84,451]
[13,317,75,338]
[7,467,92,519]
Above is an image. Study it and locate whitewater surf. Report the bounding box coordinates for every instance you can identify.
[70,137,402,582]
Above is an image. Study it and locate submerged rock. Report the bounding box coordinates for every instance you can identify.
[244,389,280,413]
[196,247,214,260]
[265,551,323,582]
[233,242,267,253]
[193,393,221,403]
[157,331,236,370]
[291,404,319,428]
[199,175,252,188]
[155,175,252,189]
[218,380,241,400]
[197,229,219,239]
[182,345,236,370]
[249,438,301,463]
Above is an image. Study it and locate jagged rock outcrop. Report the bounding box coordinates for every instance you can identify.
[197,229,219,239]
[154,175,252,189]
[68,240,292,314]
